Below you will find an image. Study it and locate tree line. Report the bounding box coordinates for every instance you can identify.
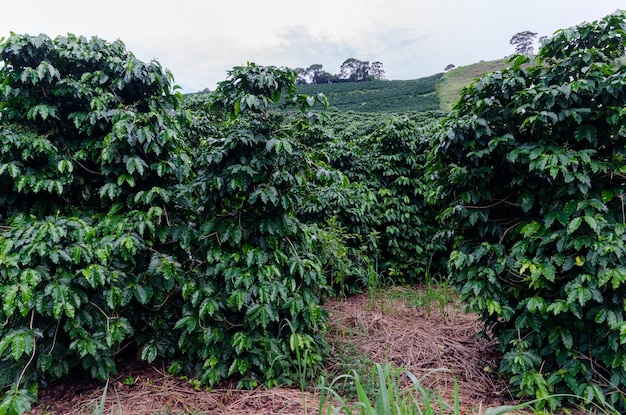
[295,58,385,84]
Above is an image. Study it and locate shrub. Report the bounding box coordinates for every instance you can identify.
[302,112,448,288]
[171,63,334,388]
[429,11,626,411]
[367,116,447,281]
[293,115,382,293]
[0,33,191,411]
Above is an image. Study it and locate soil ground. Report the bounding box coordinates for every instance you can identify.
[28,287,531,415]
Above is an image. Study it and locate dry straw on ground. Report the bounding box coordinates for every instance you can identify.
[31,286,521,415]
[324,288,514,411]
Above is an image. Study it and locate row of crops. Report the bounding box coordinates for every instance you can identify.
[1,10,626,413]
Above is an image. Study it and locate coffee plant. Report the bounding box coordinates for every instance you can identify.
[292,114,382,293]
[429,11,626,411]
[367,116,446,281]
[301,111,448,288]
[0,33,191,412]
[171,63,335,388]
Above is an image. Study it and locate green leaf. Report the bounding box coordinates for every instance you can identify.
[526,297,547,313]
[542,264,556,282]
[10,334,26,361]
[486,299,501,315]
[266,138,278,152]
[125,156,147,176]
[57,159,74,174]
[567,217,582,234]
[520,221,541,237]
[231,331,251,354]
[601,190,614,203]
[27,104,57,121]
[560,329,573,349]
[0,385,37,415]
[582,215,599,233]
[0,332,13,357]
[520,193,534,213]
[140,343,158,363]
[547,300,568,316]
[47,282,75,319]
[133,285,153,305]
[2,285,19,316]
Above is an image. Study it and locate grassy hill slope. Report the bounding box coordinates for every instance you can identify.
[295,59,510,113]
[436,58,509,111]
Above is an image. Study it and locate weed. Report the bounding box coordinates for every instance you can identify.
[90,379,122,415]
[318,363,464,415]
[367,282,458,318]
[121,377,135,386]
[322,340,376,400]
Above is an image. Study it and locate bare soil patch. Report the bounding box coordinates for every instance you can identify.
[30,287,522,415]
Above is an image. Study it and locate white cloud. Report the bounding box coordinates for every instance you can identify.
[1,0,624,92]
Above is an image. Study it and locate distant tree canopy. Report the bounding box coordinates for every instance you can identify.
[510,30,538,54]
[295,58,385,84]
[296,64,336,84]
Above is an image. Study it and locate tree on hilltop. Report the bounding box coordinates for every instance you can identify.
[296,64,336,84]
[370,61,386,80]
[339,58,385,82]
[510,30,538,54]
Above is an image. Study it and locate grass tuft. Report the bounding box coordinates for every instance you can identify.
[318,363,470,415]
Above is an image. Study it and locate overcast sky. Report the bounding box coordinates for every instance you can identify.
[1,1,623,93]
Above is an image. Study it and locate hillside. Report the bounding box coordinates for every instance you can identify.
[296,59,510,113]
[296,73,442,113]
[436,58,510,111]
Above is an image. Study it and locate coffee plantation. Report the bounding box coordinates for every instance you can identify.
[1,10,625,413]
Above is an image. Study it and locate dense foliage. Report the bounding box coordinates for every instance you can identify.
[0,33,349,411]
[367,117,446,280]
[171,63,334,388]
[430,11,626,411]
[3,11,624,414]
[297,110,447,289]
[0,33,191,413]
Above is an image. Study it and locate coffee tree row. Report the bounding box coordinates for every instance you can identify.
[430,10,626,411]
[0,34,337,413]
[0,33,193,414]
